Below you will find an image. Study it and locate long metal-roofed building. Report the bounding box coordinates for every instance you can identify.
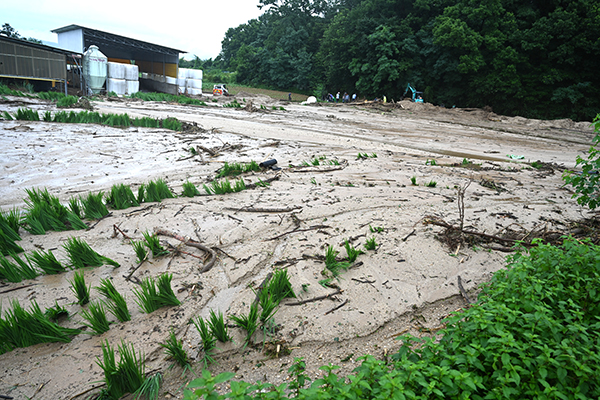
[0,35,79,94]
[52,24,185,95]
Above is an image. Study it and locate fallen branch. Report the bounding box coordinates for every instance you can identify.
[87,212,113,230]
[0,283,37,294]
[154,228,217,273]
[402,229,416,242]
[267,225,331,241]
[291,165,345,173]
[457,275,473,304]
[325,299,349,315]
[285,289,342,306]
[425,217,518,245]
[124,259,146,282]
[225,205,302,213]
[174,205,188,217]
[112,224,132,240]
[245,175,280,189]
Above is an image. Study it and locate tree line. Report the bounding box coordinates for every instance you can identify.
[204,0,597,121]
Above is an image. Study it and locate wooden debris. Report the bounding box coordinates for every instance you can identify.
[285,288,342,306]
[154,228,217,273]
[325,299,349,315]
[225,205,302,213]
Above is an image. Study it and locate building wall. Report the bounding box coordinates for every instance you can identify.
[57,29,84,53]
[0,37,66,81]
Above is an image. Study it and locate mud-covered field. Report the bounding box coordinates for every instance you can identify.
[0,93,594,399]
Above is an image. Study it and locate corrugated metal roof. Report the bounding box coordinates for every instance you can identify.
[51,24,185,55]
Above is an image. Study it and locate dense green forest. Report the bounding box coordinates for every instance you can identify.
[186,0,600,121]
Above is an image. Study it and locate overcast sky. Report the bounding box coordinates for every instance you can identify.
[2,0,264,59]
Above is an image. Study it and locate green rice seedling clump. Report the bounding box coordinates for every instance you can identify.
[69,270,90,305]
[193,316,217,366]
[96,278,130,322]
[143,179,174,202]
[162,117,182,131]
[80,301,111,334]
[0,299,80,355]
[324,245,351,278]
[27,249,66,275]
[160,330,192,374]
[258,291,278,324]
[68,197,83,219]
[56,95,78,107]
[208,309,231,342]
[141,231,169,258]
[133,273,180,313]
[268,268,296,303]
[96,340,146,400]
[63,237,120,269]
[410,176,417,185]
[0,207,21,234]
[134,372,162,400]
[0,253,35,282]
[22,188,86,234]
[14,108,40,121]
[106,184,139,210]
[203,178,246,195]
[216,161,261,178]
[344,240,364,263]
[131,239,148,263]
[182,181,200,197]
[44,301,69,322]
[0,218,23,256]
[365,236,378,251]
[132,116,160,128]
[426,180,437,187]
[81,191,109,220]
[229,303,259,347]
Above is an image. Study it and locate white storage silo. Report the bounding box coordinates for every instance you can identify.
[83,45,108,94]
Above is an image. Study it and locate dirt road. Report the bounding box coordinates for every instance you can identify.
[0,94,594,399]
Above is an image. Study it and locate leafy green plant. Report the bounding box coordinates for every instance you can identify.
[0,207,20,234]
[0,299,80,355]
[69,270,90,305]
[133,273,180,313]
[68,197,83,219]
[410,176,417,186]
[131,239,149,263]
[563,114,600,209]
[310,177,317,185]
[258,290,278,324]
[27,249,66,274]
[22,187,87,234]
[96,278,130,322]
[425,159,437,166]
[160,330,192,374]
[0,252,38,282]
[0,216,23,257]
[141,231,169,258]
[344,240,364,263]
[208,309,231,343]
[182,181,200,197]
[13,108,40,121]
[162,117,182,131]
[80,301,111,334]
[63,237,120,268]
[193,316,217,366]
[106,184,139,210]
[56,95,78,107]
[229,303,259,347]
[426,180,437,187]
[364,237,378,251]
[357,152,377,160]
[96,340,146,400]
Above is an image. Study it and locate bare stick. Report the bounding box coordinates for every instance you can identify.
[87,212,113,230]
[174,205,188,217]
[457,275,473,304]
[154,228,217,273]
[124,259,146,282]
[224,205,302,213]
[0,284,37,294]
[402,229,415,242]
[285,289,342,306]
[267,225,331,241]
[112,224,132,240]
[325,299,349,315]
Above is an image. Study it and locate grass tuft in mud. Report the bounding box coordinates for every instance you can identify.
[141,231,169,258]
[96,278,130,322]
[106,184,139,210]
[193,316,217,366]
[80,301,111,334]
[69,270,90,306]
[208,309,231,343]
[133,274,180,313]
[96,340,146,400]
[27,249,66,274]
[81,191,109,220]
[0,299,80,355]
[160,330,192,374]
[63,237,120,269]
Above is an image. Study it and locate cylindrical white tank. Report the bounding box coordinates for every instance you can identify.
[83,45,107,94]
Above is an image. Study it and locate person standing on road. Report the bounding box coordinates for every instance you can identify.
[288,93,292,101]
[336,92,340,103]
[352,93,357,102]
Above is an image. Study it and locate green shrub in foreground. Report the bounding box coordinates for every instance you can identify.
[183,238,600,399]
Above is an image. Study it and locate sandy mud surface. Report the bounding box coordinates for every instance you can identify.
[0,94,595,399]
